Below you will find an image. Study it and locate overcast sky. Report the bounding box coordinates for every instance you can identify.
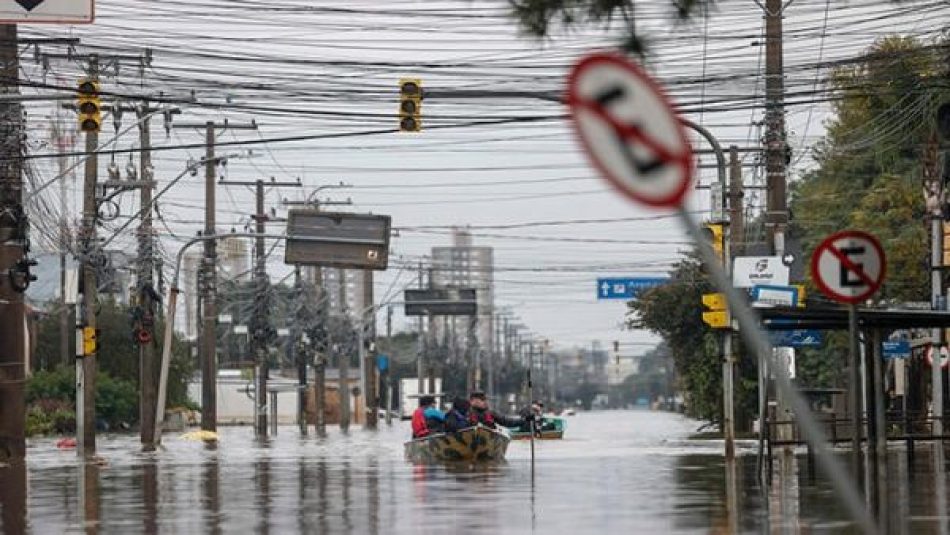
[20,0,950,352]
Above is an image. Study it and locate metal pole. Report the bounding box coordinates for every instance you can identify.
[871,330,888,529]
[416,262,425,396]
[849,304,862,478]
[200,121,217,433]
[56,118,70,369]
[294,267,307,436]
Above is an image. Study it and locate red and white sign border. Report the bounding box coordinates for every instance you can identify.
[566,52,694,209]
[810,229,886,305]
[926,344,950,369]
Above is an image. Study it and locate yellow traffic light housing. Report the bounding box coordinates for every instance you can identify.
[701,222,725,263]
[82,326,98,356]
[77,79,101,133]
[399,78,422,132]
[702,292,730,329]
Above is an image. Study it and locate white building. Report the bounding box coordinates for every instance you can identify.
[431,227,494,354]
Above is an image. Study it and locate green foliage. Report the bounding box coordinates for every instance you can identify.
[508,0,708,54]
[790,36,948,387]
[25,367,138,434]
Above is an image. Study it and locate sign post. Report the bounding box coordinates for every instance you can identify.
[567,51,879,534]
[810,230,886,480]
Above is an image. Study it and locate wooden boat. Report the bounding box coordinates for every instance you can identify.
[508,416,566,440]
[404,424,510,463]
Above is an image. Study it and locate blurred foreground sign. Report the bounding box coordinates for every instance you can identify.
[0,0,93,23]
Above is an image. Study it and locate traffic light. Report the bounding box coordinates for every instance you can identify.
[943,222,950,267]
[77,79,101,133]
[701,292,730,329]
[82,326,98,356]
[398,78,422,132]
[701,222,725,263]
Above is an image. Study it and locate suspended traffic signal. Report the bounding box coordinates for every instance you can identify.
[399,78,422,132]
[77,78,101,133]
[701,292,730,329]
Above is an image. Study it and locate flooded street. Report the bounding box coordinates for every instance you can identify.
[2,410,949,534]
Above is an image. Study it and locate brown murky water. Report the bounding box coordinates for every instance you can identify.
[1,410,948,534]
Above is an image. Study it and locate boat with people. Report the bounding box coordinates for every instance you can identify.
[404,424,511,463]
[507,416,566,440]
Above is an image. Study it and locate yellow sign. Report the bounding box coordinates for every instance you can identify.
[702,311,730,329]
[793,284,807,307]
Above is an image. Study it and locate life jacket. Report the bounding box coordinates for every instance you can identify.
[411,407,430,438]
[468,409,495,426]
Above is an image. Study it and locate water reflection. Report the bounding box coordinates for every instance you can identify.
[6,411,950,534]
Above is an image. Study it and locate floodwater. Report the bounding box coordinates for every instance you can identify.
[1,410,948,534]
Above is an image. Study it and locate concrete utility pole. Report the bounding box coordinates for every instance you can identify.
[0,23,26,462]
[292,266,307,436]
[763,0,793,446]
[338,268,351,431]
[220,177,299,436]
[78,55,100,458]
[137,104,158,450]
[362,270,378,429]
[924,131,944,441]
[725,145,744,459]
[53,117,71,369]
[172,120,257,433]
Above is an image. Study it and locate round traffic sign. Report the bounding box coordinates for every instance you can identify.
[566,53,694,208]
[810,230,886,304]
[926,345,950,369]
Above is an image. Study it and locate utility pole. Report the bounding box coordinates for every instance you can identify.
[78,55,100,458]
[363,269,378,429]
[172,120,257,433]
[729,146,745,257]
[338,268,351,432]
[924,131,944,441]
[763,0,793,446]
[53,117,72,369]
[292,266,307,436]
[219,177,300,436]
[725,145,744,459]
[137,103,158,450]
[385,305,393,425]
[0,23,26,462]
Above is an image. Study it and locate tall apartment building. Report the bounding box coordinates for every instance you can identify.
[321,268,368,318]
[430,228,494,354]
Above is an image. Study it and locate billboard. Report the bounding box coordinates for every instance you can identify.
[404,288,477,316]
[284,210,390,270]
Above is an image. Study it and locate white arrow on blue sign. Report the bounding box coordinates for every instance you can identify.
[597,277,669,299]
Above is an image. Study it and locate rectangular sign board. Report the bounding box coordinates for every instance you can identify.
[751,284,798,307]
[733,256,790,288]
[0,0,94,23]
[285,210,390,270]
[404,288,477,316]
[882,340,911,359]
[769,329,823,348]
[597,277,669,300]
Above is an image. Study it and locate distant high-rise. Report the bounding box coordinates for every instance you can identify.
[219,236,250,282]
[431,227,494,355]
[322,268,368,318]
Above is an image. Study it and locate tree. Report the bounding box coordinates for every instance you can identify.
[508,0,708,54]
[789,36,949,389]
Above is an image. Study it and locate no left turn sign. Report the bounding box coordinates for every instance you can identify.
[810,230,886,304]
[566,53,694,208]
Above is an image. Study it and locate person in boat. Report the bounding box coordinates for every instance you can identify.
[516,401,544,434]
[467,391,527,430]
[411,395,445,438]
[443,397,471,433]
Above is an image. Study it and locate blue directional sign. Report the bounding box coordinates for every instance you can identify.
[769,329,823,348]
[882,341,910,359]
[597,277,669,299]
[376,355,390,372]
